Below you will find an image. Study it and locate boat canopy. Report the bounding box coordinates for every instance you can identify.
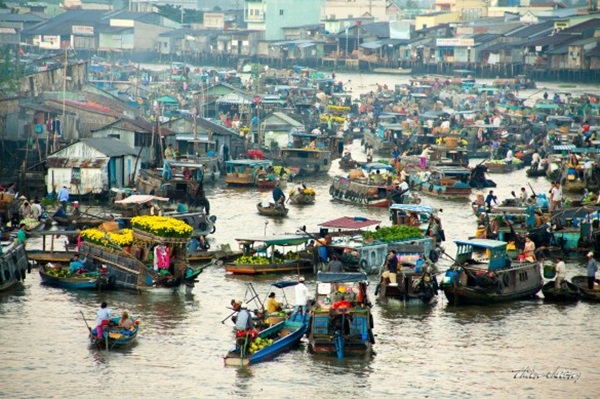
[115,195,169,204]
[361,162,395,172]
[389,204,434,214]
[271,281,300,289]
[318,216,381,229]
[235,235,309,247]
[316,271,368,283]
[431,166,472,175]
[454,239,507,249]
[225,160,272,167]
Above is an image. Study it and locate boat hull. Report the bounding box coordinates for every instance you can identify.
[223,320,307,366]
[288,194,315,205]
[90,317,139,348]
[309,309,374,357]
[256,203,289,217]
[442,263,542,305]
[0,242,28,292]
[225,261,312,275]
[329,177,392,207]
[542,281,581,302]
[39,265,112,290]
[571,276,600,301]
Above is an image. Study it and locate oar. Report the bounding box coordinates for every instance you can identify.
[80,310,93,333]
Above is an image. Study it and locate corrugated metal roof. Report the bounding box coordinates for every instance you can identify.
[504,21,555,38]
[82,138,137,157]
[561,18,600,34]
[46,157,108,168]
[268,112,303,127]
[522,34,576,48]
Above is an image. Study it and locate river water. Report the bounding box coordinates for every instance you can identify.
[1,73,599,398]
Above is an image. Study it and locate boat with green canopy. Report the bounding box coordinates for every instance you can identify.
[224,235,313,275]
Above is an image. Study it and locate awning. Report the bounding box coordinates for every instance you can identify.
[316,271,368,283]
[360,41,383,50]
[235,235,309,246]
[115,195,169,204]
[389,204,435,214]
[318,216,381,229]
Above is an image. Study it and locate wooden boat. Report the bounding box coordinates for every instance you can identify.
[50,214,107,227]
[287,188,315,205]
[80,217,206,293]
[363,130,396,155]
[39,264,114,290]
[329,163,396,207]
[484,160,524,174]
[256,202,289,217]
[309,272,374,359]
[136,156,220,202]
[372,67,412,75]
[339,158,358,170]
[441,239,543,305]
[409,166,472,199]
[225,235,312,275]
[279,147,331,175]
[223,319,307,366]
[541,281,581,302]
[90,316,139,349]
[225,160,278,188]
[0,241,29,292]
[571,276,600,301]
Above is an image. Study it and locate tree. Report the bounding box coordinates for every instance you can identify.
[0,48,23,94]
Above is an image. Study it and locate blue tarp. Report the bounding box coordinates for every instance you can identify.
[272,281,300,289]
[316,271,368,283]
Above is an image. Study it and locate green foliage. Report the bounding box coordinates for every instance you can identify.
[363,225,422,243]
[155,4,204,24]
[0,48,23,93]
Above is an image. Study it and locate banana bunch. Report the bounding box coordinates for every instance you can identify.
[302,188,316,195]
[247,337,274,355]
[285,252,299,260]
[234,256,270,265]
[21,218,39,230]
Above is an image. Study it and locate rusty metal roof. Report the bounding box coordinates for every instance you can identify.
[46,157,108,168]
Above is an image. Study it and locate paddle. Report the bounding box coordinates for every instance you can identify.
[80,310,93,333]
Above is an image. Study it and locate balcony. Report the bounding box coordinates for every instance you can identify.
[245,13,265,22]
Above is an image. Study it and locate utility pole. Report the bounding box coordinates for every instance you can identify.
[60,47,67,153]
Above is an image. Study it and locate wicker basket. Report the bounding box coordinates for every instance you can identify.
[132,228,189,244]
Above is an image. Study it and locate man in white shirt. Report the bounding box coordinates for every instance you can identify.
[397,180,410,203]
[550,182,563,212]
[554,257,566,289]
[95,302,112,339]
[505,148,514,164]
[294,277,310,315]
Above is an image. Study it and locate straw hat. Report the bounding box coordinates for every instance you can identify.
[587,252,594,257]
[19,195,27,200]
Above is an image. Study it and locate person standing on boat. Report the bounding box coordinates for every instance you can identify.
[504,147,514,164]
[17,223,27,245]
[328,254,344,272]
[485,190,498,212]
[531,152,541,170]
[387,250,399,287]
[57,185,69,211]
[164,144,174,159]
[293,277,310,316]
[519,188,528,204]
[235,303,254,332]
[272,183,285,209]
[586,252,598,290]
[550,182,563,212]
[96,302,112,339]
[31,198,42,221]
[554,257,566,289]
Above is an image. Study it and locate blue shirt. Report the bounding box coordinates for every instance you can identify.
[57,187,69,202]
[587,258,598,277]
[69,258,86,273]
[177,203,187,213]
[273,187,284,202]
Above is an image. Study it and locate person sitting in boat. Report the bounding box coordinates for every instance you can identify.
[118,311,134,330]
[328,254,344,272]
[198,235,210,251]
[521,236,536,263]
[176,200,188,213]
[294,182,308,195]
[53,204,67,220]
[272,183,286,209]
[235,303,254,332]
[265,292,282,314]
[485,190,498,212]
[331,295,352,310]
[341,150,352,163]
[69,252,89,274]
[407,212,421,227]
[518,187,528,204]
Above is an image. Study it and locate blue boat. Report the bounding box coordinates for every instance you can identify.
[308,272,374,359]
[90,316,139,349]
[39,265,113,290]
[223,319,308,366]
[223,280,309,366]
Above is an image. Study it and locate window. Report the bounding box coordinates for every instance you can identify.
[280,9,284,16]
[108,134,121,140]
[134,132,152,147]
